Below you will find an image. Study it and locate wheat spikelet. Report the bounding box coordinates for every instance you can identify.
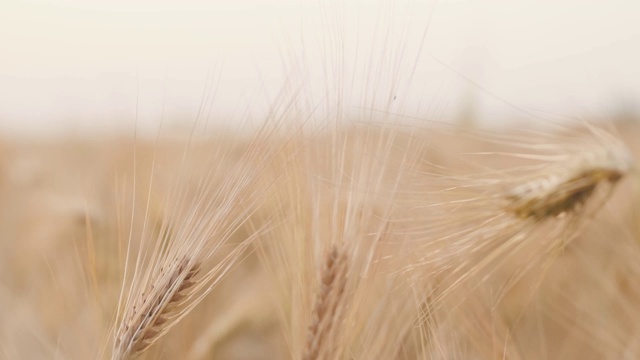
[108,118,293,359]
[252,124,430,360]
[392,126,637,360]
[114,256,199,359]
[303,246,348,360]
[506,145,632,220]
[391,125,634,325]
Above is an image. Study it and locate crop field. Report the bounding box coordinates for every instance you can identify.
[0,117,638,359]
[1,1,638,359]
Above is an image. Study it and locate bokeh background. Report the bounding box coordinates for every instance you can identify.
[1,0,639,135]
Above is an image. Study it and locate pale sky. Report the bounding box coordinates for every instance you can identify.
[0,0,638,135]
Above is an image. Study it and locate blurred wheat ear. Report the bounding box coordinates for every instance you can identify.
[303,246,348,360]
[506,146,633,220]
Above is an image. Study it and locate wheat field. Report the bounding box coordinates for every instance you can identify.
[0,115,638,359]
[1,0,638,358]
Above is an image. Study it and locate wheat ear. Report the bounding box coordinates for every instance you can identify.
[113,256,199,359]
[506,146,632,220]
[303,246,349,360]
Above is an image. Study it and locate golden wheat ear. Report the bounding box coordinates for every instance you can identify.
[114,256,200,358]
[382,124,635,360]
[505,144,633,220]
[303,246,349,360]
[254,124,430,360]
[395,125,634,305]
[109,119,290,359]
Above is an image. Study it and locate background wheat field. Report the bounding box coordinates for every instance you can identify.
[0,115,638,359]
